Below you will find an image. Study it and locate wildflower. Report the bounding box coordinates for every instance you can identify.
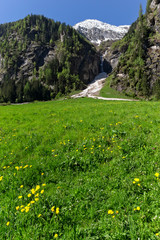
[15,166,19,171]
[0,176,3,181]
[41,173,44,175]
[155,173,159,178]
[134,178,140,182]
[35,185,40,191]
[16,206,20,211]
[28,194,32,198]
[40,190,44,194]
[30,201,35,204]
[54,234,58,238]
[38,214,42,218]
[116,211,119,214]
[35,198,39,202]
[31,188,35,194]
[108,210,114,215]
[156,233,159,236]
[42,184,46,187]
[137,207,140,211]
[112,215,115,218]
[6,221,10,226]
[57,186,61,189]
[21,209,25,212]
[133,181,136,184]
[25,207,30,213]
[18,196,22,199]
[35,193,39,197]
[51,206,55,212]
[20,185,23,188]
[56,207,60,214]
[137,184,141,187]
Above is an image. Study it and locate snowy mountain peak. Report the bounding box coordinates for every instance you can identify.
[73,19,130,45]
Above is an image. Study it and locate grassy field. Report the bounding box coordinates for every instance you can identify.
[1,98,160,239]
[100,76,136,99]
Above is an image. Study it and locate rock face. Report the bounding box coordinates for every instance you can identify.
[109,0,160,99]
[0,15,100,102]
[73,19,130,45]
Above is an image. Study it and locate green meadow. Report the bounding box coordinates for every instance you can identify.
[1,98,160,239]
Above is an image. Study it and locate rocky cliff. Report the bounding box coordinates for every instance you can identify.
[0,15,100,102]
[109,0,160,99]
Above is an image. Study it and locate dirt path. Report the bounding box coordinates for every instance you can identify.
[72,72,138,101]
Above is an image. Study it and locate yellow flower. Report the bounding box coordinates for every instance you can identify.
[116,211,119,214]
[51,206,55,212]
[28,193,32,198]
[0,176,3,181]
[31,188,35,194]
[38,214,42,218]
[18,196,22,199]
[30,201,35,204]
[108,210,114,215]
[16,206,20,211]
[35,185,40,191]
[54,234,58,238]
[41,190,44,194]
[21,208,25,212]
[25,207,30,213]
[155,173,159,178]
[137,207,140,211]
[20,185,23,188]
[112,215,115,218]
[156,233,159,236]
[133,181,136,184]
[35,193,39,197]
[42,183,46,187]
[15,166,19,171]
[41,173,44,175]
[56,207,60,214]
[134,178,140,182]
[35,198,39,202]
[137,184,141,187]
[6,221,10,226]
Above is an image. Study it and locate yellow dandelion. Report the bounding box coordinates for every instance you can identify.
[54,234,58,238]
[0,176,3,181]
[137,207,140,211]
[35,198,39,202]
[18,196,22,199]
[156,233,159,236]
[35,185,40,191]
[38,214,42,218]
[41,173,44,175]
[155,173,159,178]
[30,200,35,204]
[28,193,32,198]
[134,178,140,182]
[16,206,20,211]
[133,181,136,184]
[41,190,44,194]
[56,207,60,214]
[21,209,25,212]
[112,215,115,218]
[108,210,114,215]
[35,193,39,197]
[51,206,55,212]
[31,188,36,194]
[42,184,46,187]
[20,185,23,188]
[6,221,10,226]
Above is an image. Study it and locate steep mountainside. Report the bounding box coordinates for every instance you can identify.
[0,15,100,103]
[109,0,160,99]
[73,19,130,45]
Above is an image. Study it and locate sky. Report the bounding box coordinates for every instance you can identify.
[0,0,147,26]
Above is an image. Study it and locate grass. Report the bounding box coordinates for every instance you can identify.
[1,98,160,239]
[100,76,135,99]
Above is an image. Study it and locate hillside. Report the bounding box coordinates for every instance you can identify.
[0,15,100,103]
[108,0,160,99]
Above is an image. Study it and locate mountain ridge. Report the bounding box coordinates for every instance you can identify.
[73,19,130,45]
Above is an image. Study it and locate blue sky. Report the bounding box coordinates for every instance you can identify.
[0,0,147,26]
